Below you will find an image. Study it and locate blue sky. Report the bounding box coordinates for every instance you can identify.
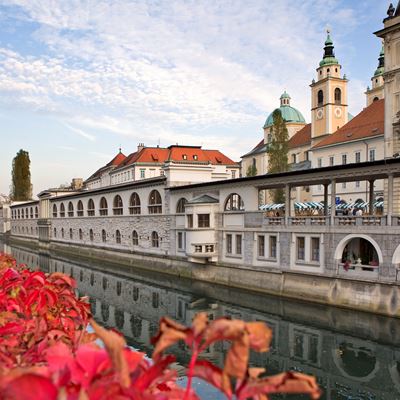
[0,0,389,196]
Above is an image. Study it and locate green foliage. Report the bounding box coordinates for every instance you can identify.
[246,164,258,177]
[268,110,289,203]
[10,149,32,201]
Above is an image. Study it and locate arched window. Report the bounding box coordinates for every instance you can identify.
[69,228,73,239]
[151,231,159,248]
[68,202,74,217]
[116,230,121,244]
[26,208,28,218]
[148,190,162,214]
[224,193,244,211]
[113,195,123,215]
[129,193,141,215]
[87,199,95,216]
[53,228,57,238]
[21,209,24,219]
[176,198,187,214]
[30,207,33,218]
[35,207,38,218]
[30,227,33,235]
[52,204,58,218]
[77,200,84,216]
[17,209,20,219]
[132,230,139,246]
[102,229,107,243]
[317,90,324,107]
[79,228,83,240]
[89,229,94,242]
[60,203,65,217]
[99,197,108,216]
[373,96,379,102]
[334,88,341,104]
[61,228,65,238]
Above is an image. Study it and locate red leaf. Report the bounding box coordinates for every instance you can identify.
[2,374,58,400]
[0,321,24,335]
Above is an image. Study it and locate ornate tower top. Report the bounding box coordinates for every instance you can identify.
[374,44,385,77]
[280,91,291,106]
[319,30,339,67]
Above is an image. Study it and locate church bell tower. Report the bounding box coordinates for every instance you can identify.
[310,31,348,145]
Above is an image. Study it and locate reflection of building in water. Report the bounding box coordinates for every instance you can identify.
[31,253,400,399]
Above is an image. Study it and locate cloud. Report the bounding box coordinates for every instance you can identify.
[0,0,377,163]
[62,122,96,142]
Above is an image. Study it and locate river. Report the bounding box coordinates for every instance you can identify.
[1,239,400,399]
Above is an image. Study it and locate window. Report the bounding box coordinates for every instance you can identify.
[79,229,83,240]
[60,203,65,217]
[140,169,145,179]
[99,197,108,216]
[116,230,121,244]
[77,200,84,216]
[224,193,244,211]
[89,229,94,242]
[231,170,236,179]
[187,214,193,228]
[311,238,320,262]
[148,190,162,214]
[152,292,159,308]
[342,182,346,189]
[30,207,33,218]
[342,154,347,165]
[329,156,334,166]
[132,230,139,246]
[334,88,341,104]
[297,237,305,261]
[369,149,376,162]
[129,193,141,214]
[176,198,187,214]
[317,90,323,107]
[52,204,58,218]
[68,202,74,217]
[61,228,64,238]
[356,181,360,188]
[198,214,210,228]
[178,232,185,250]
[270,236,277,259]
[355,151,361,163]
[113,195,123,215]
[236,234,242,255]
[151,231,159,248]
[226,234,232,254]
[304,151,309,161]
[258,235,265,257]
[102,229,107,243]
[53,228,57,238]
[292,154,297,163]
[193,154,198,160]
[317,158,322,168]
[69,228,73,239]
[87,199,95,216]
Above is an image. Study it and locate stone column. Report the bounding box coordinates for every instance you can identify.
[369,179,375,215]
[323,183,329,217]
[387,174,394,226]
[285,184,290,225]
[330,179,336,225]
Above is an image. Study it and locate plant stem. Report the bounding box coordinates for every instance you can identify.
[184,346,199,400]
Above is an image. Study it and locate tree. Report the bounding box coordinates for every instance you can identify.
[246,164,258,177]
[268,110,289,203]
[10,149,32,201]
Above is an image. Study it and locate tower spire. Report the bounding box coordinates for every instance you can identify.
[319,30,339,67]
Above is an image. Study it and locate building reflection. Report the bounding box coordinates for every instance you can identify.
[5,242,400,400]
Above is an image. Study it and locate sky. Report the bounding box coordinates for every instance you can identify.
[0,0,390,196]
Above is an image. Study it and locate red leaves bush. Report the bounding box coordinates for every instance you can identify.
[0,252,321,399]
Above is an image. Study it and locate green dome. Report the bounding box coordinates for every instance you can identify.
[263,105,306,128]
[280,90,290,99]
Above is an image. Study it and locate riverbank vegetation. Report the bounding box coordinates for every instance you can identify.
[0,252,320,399]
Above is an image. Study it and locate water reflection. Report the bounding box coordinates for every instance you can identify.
[3,241,400,399]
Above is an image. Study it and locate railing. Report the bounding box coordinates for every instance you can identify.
[289,216,329,226]
[264,217,284,225]
[189,243,217,257]
[335,216,386,226]
[338,262,379,276]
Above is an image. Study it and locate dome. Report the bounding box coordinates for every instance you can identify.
[263,92,306,128]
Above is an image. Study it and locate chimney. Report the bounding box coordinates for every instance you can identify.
[137,143,145,152]
[71,178,83,190]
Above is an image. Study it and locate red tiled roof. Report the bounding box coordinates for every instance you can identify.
[312,99,384,149]
[113,145,238,169]
[86,151,127,181]
[289,123,311,149]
